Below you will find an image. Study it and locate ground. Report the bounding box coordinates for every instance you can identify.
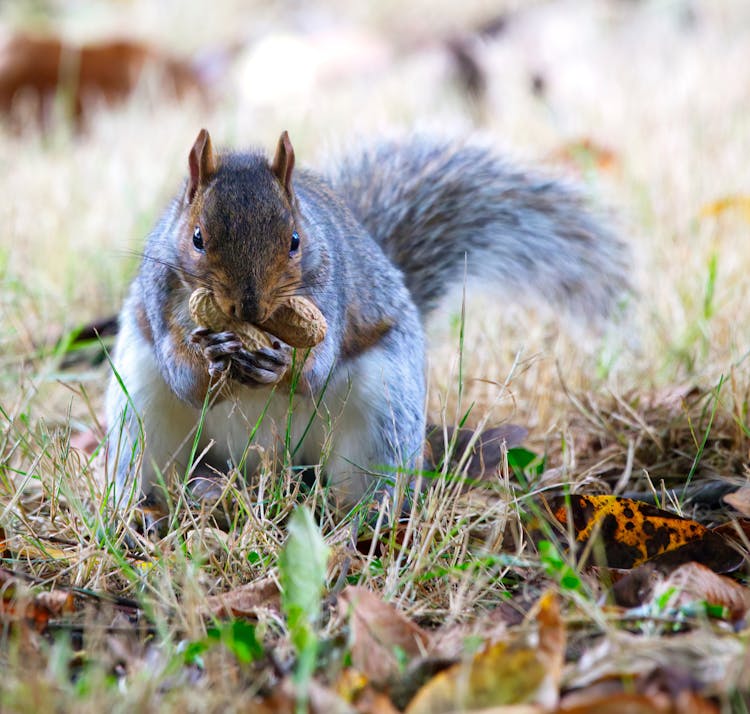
[1,1,750,712]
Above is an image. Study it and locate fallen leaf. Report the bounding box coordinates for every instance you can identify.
[653,561,750,620]
[560,664,719,713]
[355,523,408,558]
[431,604,515,659]
[566,629,743,692]
[712,518,750,544]
[348,682,401,714]
[338,586,431,687]
[559,691,718,713]
[7,539,73,562]
[334,668,369,704]
[723,486,750,518]
[204,575,280,618]
[0,568,75,632]
[646,531,743,573]
[255,676,355,714]
[404,591,563,714]
[274,677,353,714]
[546,495,713,568]
[0,525,8,559]
[611,529,744,606]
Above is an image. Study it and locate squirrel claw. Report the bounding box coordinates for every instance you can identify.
[208,358,230,378]
[192,329,244,361]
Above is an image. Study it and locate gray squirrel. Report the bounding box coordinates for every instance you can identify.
[105,129,628,517]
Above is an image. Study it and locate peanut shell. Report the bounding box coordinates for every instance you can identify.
[261,296,327,348]
[189,287,326,349]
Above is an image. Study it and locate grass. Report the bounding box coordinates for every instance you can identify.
[2,0,750,710]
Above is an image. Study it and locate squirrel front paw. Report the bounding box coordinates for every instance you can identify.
[191,328,291,386]
[228,343,292,386]
[191,328,242,377]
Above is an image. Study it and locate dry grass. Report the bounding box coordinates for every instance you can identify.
[2,0,750,710]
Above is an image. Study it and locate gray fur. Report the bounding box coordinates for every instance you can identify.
[329,136,629,319]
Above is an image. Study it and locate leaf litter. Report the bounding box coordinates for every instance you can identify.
[3,381,750,712]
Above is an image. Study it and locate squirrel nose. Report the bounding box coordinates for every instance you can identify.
[240,295,262,323]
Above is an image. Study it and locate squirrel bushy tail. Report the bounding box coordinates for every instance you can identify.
[329,136,628,319]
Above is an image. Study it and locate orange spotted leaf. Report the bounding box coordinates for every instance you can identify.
[546,495,710,569]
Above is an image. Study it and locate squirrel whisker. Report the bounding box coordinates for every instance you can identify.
[135,252,213,289]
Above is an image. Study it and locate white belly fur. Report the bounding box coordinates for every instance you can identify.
[201,346,402,506]
[201,386,323,473]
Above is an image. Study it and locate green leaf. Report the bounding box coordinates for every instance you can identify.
[279,506,329,625]
[538,540,583,593]
[507,447,545,482]
[206,619,263,664]
[278,506,330,705]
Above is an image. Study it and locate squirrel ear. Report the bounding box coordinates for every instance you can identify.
[271,130,295,195]
[186,129,217,204]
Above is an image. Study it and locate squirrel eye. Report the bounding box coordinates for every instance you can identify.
[192,226,205,252]
[289,230,300,255]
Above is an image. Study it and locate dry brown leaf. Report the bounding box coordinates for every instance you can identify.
[404,591,564,714]
[203,575,280,618]
[558,691,718,713]
[723,486,750,518]
[334,667,403,714]
[338,586,431,687]
[712,518,750,544]
[566,630,744,692]
[654,561,750,620]
[306,679,358,714]
[252,677,356,714]
[0,568,75,632]
[534,590,565,678]
[431,605,513,659]
[335,668,369,701]
[351,686,402,714]
[560,662,721,713]
[7,539,72,562]
[612,551,750,620]
[0,526,8,560]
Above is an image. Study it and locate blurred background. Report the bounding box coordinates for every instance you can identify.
[1,0,749,450]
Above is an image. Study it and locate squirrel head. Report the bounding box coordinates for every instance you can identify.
[178,128,303,325]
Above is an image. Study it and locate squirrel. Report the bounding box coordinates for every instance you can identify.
[105,128,628,519]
